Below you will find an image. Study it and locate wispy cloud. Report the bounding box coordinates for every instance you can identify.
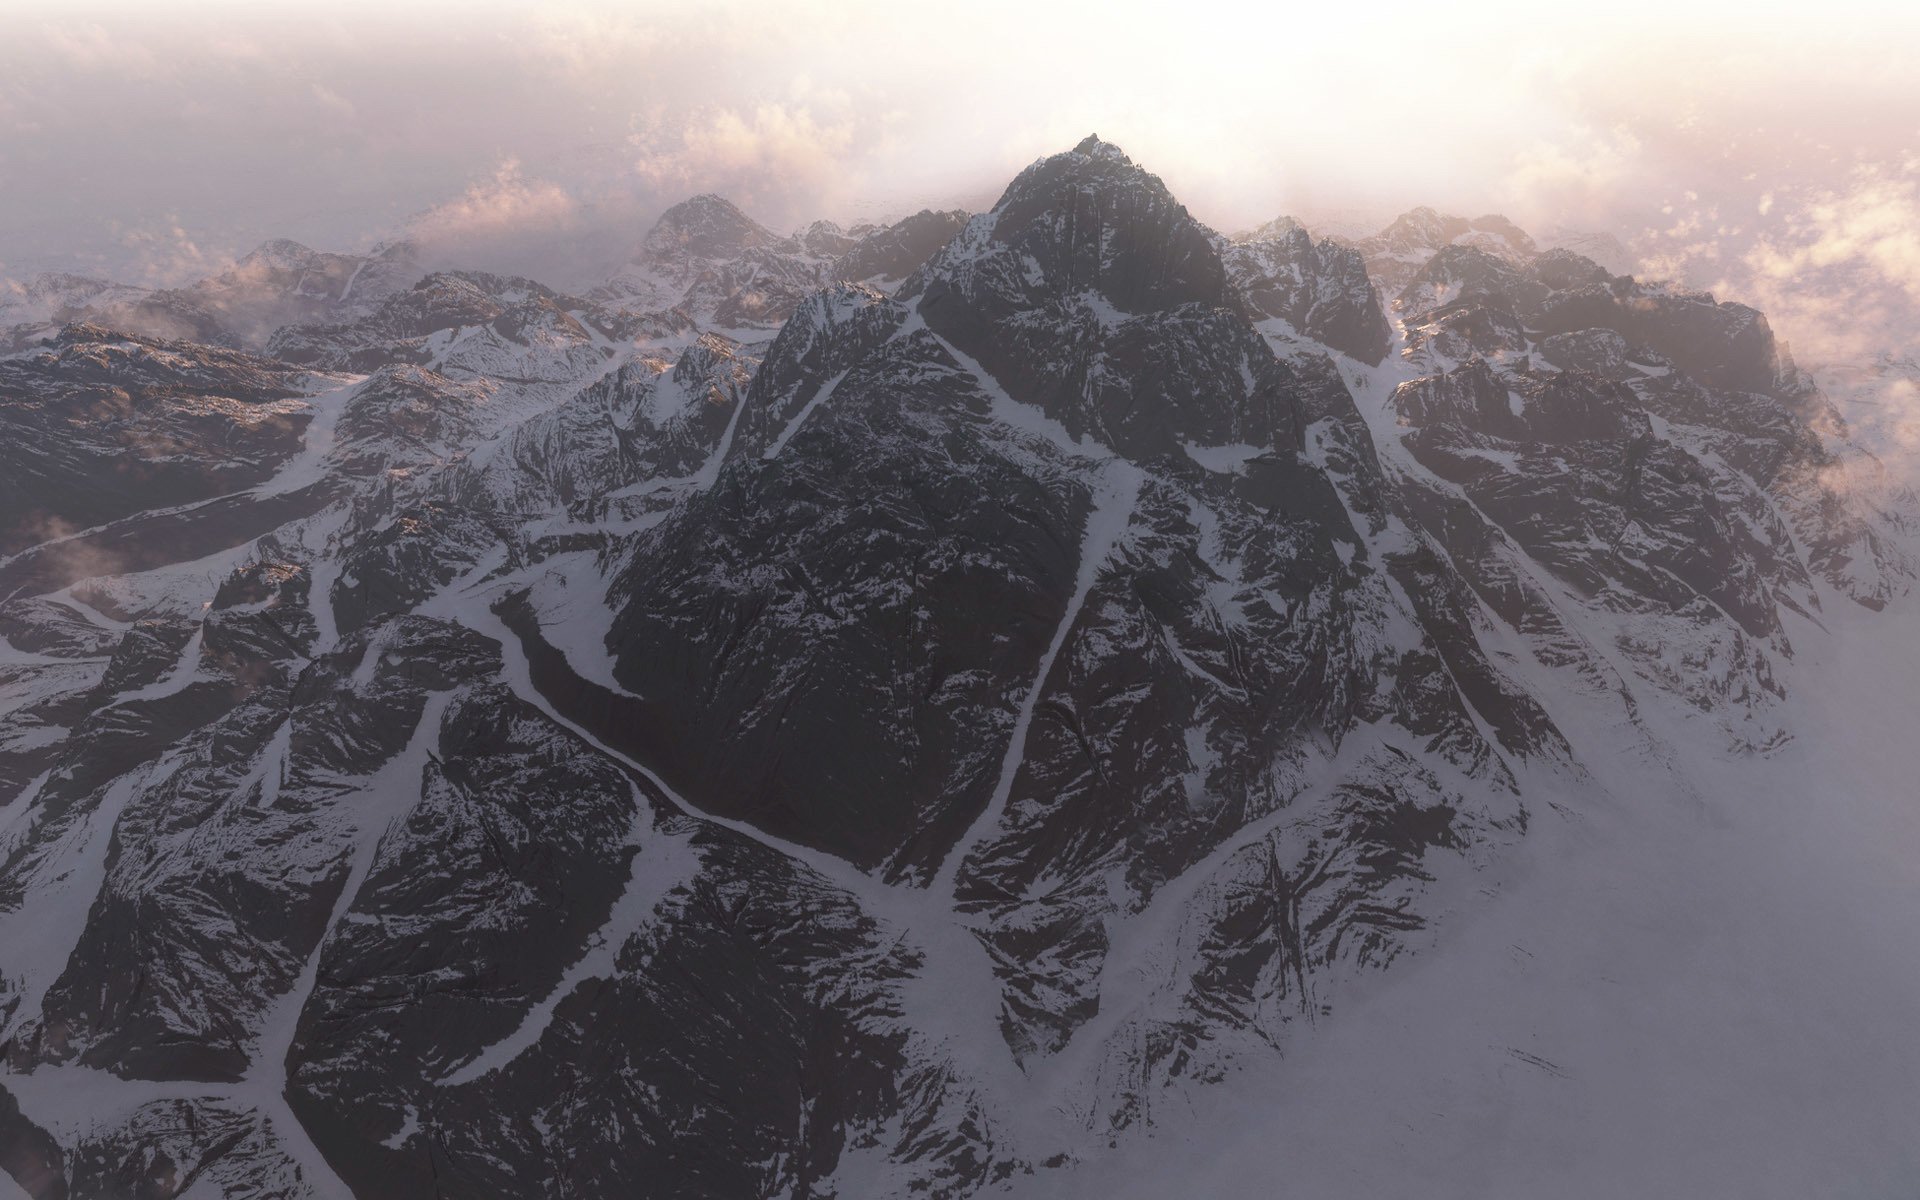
[111,216,224,288]
[4,0,1919,348]
[628,93,879,215]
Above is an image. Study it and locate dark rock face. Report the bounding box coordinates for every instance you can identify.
[1395,244,1549,319]
[1222,222,1392,364]
[478,332,755,511]
[918,136,1235,315]
[1342,206,1539,296]
[1534,280,1781,394]
[1370,215,1913,752]
[639,193,782,262]
[5,240,425,354]
[597,199,973,333]
[266,271,642,374]
[901,139,1308,461]
[598,136,1559,1131]
[606,304,1094,874]
[832,209,972,284]
[0,326,317,555]
[0,135,1912,1200]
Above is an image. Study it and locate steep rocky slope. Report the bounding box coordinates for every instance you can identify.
[0,137,1912,1199]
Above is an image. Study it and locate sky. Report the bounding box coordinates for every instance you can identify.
[1,0,1917,363]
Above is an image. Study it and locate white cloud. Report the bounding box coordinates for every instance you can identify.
[111,216,224,287]
[407,161,580,248]
[627,95,877,220]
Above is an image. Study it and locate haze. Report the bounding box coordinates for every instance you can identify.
[3,0,1918,364]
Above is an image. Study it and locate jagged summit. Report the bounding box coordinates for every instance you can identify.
[1344,206,1540,294]
[915,133,1233,318]
[636,192,778,262]
[237,237,322,269]
[1070,132,1131,161]
[1220,216,1393,363]
[1233,214,1309,243]
[3,122,1917,1200]
[14,270,120,293]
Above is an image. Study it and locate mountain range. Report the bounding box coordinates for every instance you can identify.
[1,135,1915,1199]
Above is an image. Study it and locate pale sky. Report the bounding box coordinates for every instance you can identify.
[2,0,1918,360]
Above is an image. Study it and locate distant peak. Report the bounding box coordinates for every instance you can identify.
[240,237,318,267]
[1071,133,1130,163]
[661,194,760,224]
[641,193,776,261]
[1235,215,1310,243]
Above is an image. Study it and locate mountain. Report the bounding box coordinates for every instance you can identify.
[597,198,971,336]
[1,241,425,356]
[1220,218,1392,363]
[0,137,1915,1199]
[1337,205,1538,296]
[1537,226,1637,275]
[0,275,154,352]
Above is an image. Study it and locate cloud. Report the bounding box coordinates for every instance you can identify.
[627,94,881,221]
[1671,165,1920,365]
[394,160,666,286]
[514,5,665,77]
[1481,50,1920,370]
[1750,169,1920,304]
[111,216,224,288]
[406,161,580,251]
[1498,125,1647,231]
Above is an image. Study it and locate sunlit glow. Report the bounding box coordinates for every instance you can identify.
[2,0,1917,362]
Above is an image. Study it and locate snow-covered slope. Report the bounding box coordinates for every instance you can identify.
[2,242,425,356]
[596,197,972,339]
[1,137,1916,1199]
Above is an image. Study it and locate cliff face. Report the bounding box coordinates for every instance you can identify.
[0,136,1913,1199]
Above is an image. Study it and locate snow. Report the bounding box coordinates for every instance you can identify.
[243,718,292,809]
[6,152,1920,1196]
[338,258,368,303]
[688,369,750,492]
[242,690,454,1200]
[439,787,701,1087]
[1,1064,236,1141]
[923,321,1149,899]
[1180,441,1264,474]
[0,770,49,854]
[251,374,365,498]
[1074,288,1130,328]
[1030,729,1379,1110]
[113,621,206,704]
[927,327,1110,464]
[512,556,628,693]
[461,593,1065,1160]
[984,296,1920,1200]
[0,757,182,1048]
[380,1104,420,1150]
[1006,592,1920,1198]
[763,365,852,461]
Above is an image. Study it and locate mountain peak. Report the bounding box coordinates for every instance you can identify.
[638,194,777,262]
[238,237,321,270]
[915,135,1230,318]
[1234,214,1310,244]
[1071,133,1131,162]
